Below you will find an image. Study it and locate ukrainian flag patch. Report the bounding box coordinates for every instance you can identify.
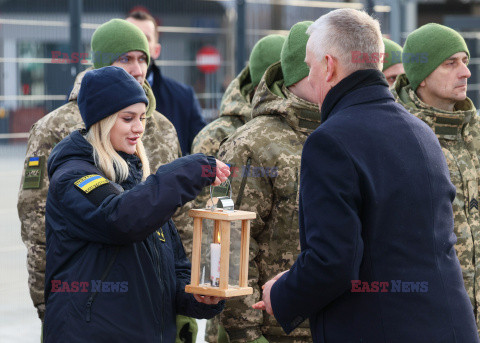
[23,155,45,189]
[74,174,109,194]
[28,157,40,167]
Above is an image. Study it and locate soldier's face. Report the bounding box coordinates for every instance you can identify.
[110,103,146,155]
[418,52,470,109]
[383,63,404,87]
[111,51,149,85]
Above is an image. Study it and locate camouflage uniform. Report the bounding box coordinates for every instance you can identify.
[192,66,254,342]
[191,65,253,157]
[17,69,187,321]
[393,73,480,335]
[191,64,253,282]
[217,62,320,342]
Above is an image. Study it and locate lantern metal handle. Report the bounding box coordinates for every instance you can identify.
[209,178,234,211]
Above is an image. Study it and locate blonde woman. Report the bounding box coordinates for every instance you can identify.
[43,66,228,342]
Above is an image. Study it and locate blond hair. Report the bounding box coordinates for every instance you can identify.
[85,113,150,183]
[307,9,384,72]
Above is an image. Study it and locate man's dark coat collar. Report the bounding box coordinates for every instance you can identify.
[321,69,390,123]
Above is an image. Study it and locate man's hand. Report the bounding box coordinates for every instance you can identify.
[252,270,289,315]
[193,293,225,305]
[212,159,230,186]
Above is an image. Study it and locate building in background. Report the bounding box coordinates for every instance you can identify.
[0,0,478,143]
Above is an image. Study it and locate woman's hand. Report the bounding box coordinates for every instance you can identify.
[212,159,230,186]
[193,293,225,305]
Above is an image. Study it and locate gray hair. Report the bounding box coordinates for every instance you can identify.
[307,9,384,72]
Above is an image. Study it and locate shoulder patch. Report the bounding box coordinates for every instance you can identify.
[74,174,109,194]
[74,174,121,207]
[23,156,45,189]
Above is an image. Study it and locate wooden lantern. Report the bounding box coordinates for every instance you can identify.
[185,208,256,297]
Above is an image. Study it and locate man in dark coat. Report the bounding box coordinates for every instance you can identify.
[127,11,206,155]
[258,9,479,343]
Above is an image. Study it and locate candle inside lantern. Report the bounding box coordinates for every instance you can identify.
[210,243,221,286]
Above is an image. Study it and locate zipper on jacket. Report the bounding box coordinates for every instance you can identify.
[85,247,120,322]
[235,157,251,208]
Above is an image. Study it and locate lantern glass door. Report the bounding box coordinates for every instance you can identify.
[185,209,256,298]
[200,219,241,288]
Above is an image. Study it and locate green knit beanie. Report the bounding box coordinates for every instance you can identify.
[249,34,286,87]
[382,37,403,71]
[91,19,150,69]
[403,23,469,90]
[281,21,313,87]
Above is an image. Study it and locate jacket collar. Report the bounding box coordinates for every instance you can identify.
[218,65,254,122]
[68,68,91,102]
[392,73,476,141]
[116,151,143,190]
[251,61,321,134]
[147,62,162,84]
[321,69,390,123]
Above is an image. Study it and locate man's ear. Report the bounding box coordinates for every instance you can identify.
[325,54,336,83]
[152,43,161,60]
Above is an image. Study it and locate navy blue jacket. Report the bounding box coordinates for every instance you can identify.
[44,130,223,342]
[148,63,206,155]
[270,70,479,342]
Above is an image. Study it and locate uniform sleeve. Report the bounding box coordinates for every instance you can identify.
[440,147,478,324]
[191,125,218,156]
[217,136,273,342]
[270,129,363,334]
[49,154,216,245]
[17,121,60,320]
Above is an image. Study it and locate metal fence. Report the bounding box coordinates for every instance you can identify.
[3,1,478,147]
[0,0,396,147]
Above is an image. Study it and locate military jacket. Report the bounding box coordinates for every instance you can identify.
[190,66,254,263]
[191,65,253,157]
[217,62,320,342]
[393,73,480,335]
[17,69,183,320]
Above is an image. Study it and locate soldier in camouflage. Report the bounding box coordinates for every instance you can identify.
[17,19,185,322]
[217,21,319,343]
[191,64,252,157]
[196,34,286,343]
[391,23,479,336]
[192,34,286,158]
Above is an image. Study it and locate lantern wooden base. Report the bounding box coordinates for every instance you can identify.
[185,284,253,297]
[186,209,256,298]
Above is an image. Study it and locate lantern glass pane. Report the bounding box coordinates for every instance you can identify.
[228,220,241,287]
[198,218,241,287]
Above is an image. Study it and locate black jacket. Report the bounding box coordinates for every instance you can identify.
[44,130,223,342]
[270,70,479,342]
[148,63,206,155]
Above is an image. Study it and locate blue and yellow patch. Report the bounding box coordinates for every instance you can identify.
[23,156,45,189]
[156,229,166,242]
[74,174,109,194]
[28,157,40,167]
